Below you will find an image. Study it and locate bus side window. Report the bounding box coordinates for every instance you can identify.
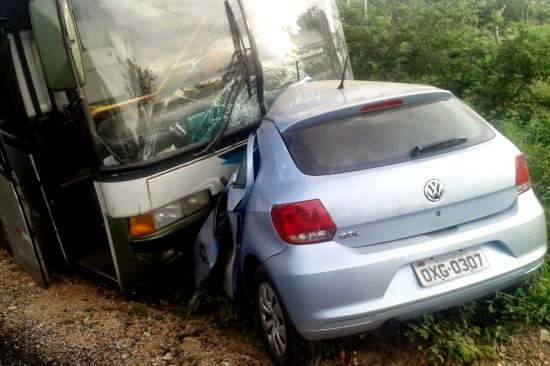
[0,47,16,173]
[0,84,8,121]
[6,29,69,119]
[0,37,23,139]
[8,30,52,118]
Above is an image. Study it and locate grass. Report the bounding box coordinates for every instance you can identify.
[128,303,149,317]
[405,263,550,364]
[405,309,496,364]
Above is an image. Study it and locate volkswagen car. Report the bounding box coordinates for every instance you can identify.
[192,80,547,365]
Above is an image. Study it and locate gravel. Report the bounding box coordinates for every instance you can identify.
[0,246,270,366]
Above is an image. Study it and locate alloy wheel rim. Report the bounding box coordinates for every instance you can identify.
[258,282,287,357]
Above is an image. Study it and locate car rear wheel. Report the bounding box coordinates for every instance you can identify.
[253,266,320,366]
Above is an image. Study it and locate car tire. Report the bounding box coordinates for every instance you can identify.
[253,266,320,366]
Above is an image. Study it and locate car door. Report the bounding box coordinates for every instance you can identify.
[192,133,258,298]
[227,133,257,236]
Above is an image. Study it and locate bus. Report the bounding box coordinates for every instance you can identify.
[0,0,351,291]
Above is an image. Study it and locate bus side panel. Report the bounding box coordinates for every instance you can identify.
[94,181,166,292]
[0,168,48,287]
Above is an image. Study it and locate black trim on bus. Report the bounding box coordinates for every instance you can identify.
[0,26,31,150]
[9,20,42,118]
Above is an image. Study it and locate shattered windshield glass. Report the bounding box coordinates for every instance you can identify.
[243,0,351,105]
[70,0,350,168]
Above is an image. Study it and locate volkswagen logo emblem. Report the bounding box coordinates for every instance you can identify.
[424,179,444,202]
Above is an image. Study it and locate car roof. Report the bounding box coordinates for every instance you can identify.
[265,80,452,133]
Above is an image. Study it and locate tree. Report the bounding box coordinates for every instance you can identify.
[468,24,550,120]
[339,0,488,95]
[338,0,550,120]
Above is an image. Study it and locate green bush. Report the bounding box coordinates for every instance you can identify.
[406,306,496,364]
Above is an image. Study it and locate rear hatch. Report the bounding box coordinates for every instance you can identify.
[280,88,520,247]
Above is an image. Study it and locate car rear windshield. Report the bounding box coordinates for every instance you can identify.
[283,97,496,175]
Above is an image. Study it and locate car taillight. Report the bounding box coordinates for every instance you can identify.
[515,154,531,194]
[359,99,403,113]
[271,199,336,244]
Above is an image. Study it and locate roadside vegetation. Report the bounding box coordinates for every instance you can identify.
[337,0,550,363]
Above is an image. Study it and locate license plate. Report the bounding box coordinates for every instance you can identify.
[413,249,489,287]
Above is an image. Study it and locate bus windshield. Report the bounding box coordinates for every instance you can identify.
[70,0,350,168]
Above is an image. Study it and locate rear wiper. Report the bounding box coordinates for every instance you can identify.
[411,137,469,158]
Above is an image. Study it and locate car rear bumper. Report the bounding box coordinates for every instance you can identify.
[263,190,547,341]
[299,255,544,341]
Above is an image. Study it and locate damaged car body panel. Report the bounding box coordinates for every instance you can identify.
[192,133,257,300]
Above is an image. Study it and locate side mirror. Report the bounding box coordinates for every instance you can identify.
[30,0,85,90]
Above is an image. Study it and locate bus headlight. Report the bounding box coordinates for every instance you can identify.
[129,190,211,237]
[181,190,211,217]
[154,202,184,230]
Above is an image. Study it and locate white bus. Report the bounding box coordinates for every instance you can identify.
[0,0,351,291]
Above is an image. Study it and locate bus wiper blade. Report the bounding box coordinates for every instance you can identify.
[196,1,250,156]
[225,0,252,98]
[411,137,469,157]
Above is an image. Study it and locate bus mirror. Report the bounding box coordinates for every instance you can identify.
[30,0,85,90]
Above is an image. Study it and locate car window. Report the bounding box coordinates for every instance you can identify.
[233,142,261,189]
[283,98,495,176]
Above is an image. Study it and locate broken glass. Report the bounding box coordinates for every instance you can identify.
[70,0,350,168]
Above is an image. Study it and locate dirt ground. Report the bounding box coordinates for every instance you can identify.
[0,246,549,366]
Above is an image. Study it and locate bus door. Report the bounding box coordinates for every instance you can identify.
[0,134,50,287]
[0,31,51,286]
[0,8,70,287]
[3,2,119,288]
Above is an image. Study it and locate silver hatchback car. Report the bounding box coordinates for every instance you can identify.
[192,80,547,365]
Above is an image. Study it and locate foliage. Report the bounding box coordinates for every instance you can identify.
[469,25,550,120]
[338,0,550,120]
[128,303,149,317]
[405,262,550,364]
[489,263,550,325]
[340,0,491,90]
[406,306,496,364]
[496,116,550,227]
